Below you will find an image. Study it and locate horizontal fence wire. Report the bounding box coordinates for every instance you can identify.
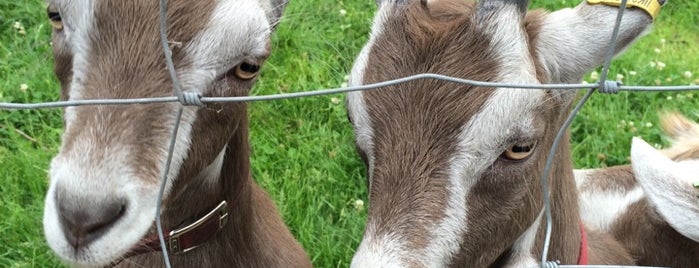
[1,77,698,110]
[0,0,692,267]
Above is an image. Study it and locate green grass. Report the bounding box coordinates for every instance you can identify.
[1,0,698,267]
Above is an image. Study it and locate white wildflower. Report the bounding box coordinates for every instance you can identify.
[656,61,666,70]
[683,71,693,79]
[354,199,364,211]
[13,21,26,35]
[616,74,624,82]
[589,71,599,81]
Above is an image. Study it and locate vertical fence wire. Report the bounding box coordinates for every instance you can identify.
[155,0,183,266]
[539,0,629,265]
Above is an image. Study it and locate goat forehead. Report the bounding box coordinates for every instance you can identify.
[55,0,270,99]
[352,1,546,262]
[361,0,541,144]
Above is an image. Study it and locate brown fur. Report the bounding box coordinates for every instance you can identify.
[361,0,592,265]
[120,112,311,267]
[586,229,635,264]
[578,165,636,194]
[613,199,699,267]
[363,0,497,252]
[351,0,650,266]
[49,0,310,267]
[579,112,699,267]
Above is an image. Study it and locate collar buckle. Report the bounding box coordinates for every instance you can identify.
[168,200,229,254]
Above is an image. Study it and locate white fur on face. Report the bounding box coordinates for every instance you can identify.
[631,137,699,242]
[43,0,272,265]
[346,2,396,184]
[199,147,227,187]
[351,224,411,268]
[351,3,545,266]
[44,148,159,266]
[55,0,96,129]
[180,0,271,95]
[348,5,406,267]
[503,210,544,268]
[422,4,541,266]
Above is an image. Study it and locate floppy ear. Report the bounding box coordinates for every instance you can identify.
[631,137,699,242]
[534,1,658,83]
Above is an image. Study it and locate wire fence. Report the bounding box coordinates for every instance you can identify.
[0,0,695,267]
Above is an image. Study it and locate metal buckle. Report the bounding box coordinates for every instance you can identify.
[168,201,229,254]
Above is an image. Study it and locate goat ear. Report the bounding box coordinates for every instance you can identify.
[534,1,655,83]
[631,137,699,242]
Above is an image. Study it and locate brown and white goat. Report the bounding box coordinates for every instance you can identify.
[577,112,699,267]
[42,0,311,267]
[346,0,657,266]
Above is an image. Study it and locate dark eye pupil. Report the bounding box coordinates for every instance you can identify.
[240,63,259,73]
[48,11,61,21]
[511,145,531,153]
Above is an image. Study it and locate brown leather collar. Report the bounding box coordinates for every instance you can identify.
[109,201,229,266]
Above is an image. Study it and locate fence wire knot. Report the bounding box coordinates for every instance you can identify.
[598,80,621,94]
[178,92,204,107]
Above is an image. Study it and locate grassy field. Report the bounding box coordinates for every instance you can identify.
[1,0,698,267]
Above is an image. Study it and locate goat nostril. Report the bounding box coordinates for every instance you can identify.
[57,199,128,249]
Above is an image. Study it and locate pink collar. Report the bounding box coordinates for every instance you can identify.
[578,222,589,265]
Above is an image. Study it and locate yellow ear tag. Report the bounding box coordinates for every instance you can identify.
[586,0,663,20]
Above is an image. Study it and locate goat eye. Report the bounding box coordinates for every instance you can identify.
[47,5,63,31]
[231,62,261,80]
[502,142,537,161]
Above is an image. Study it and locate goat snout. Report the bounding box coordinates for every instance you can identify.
[56,192,127,249]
